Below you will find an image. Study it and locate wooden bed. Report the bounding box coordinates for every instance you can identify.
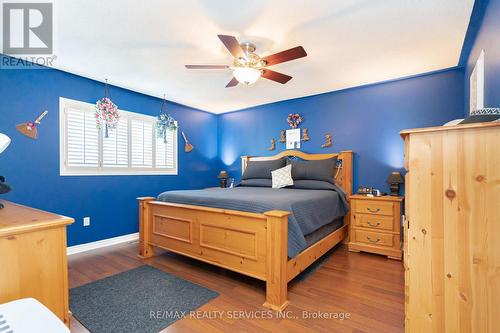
[137,150,353,311]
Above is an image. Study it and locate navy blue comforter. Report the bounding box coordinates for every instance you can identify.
[157,186,348,258]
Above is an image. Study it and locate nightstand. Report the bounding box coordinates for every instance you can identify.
[348,194,403,260]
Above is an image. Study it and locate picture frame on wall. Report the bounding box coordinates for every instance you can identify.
[286,128,301,149]
[470,49,485,115]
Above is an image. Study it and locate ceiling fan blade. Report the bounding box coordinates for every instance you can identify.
[185,65,229,69]
[218,35,245,59]
[262,46,307,66]
[261,69,293,84]
[225,77,239,88]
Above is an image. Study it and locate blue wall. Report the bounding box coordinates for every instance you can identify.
[463,0,500,116]
[218,69,465,193]
[4,6,485,246]
[0,56,219,246]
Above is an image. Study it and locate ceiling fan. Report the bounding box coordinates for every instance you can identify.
[185,35,307,88]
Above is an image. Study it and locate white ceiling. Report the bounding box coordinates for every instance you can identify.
[51,0,474,114]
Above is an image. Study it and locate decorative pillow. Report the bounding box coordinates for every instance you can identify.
[271,164,294,189]
[239,178,272,187]
[242,158,286,180]
[288,157,337,184]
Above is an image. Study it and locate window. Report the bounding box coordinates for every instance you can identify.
[60,97,177,175]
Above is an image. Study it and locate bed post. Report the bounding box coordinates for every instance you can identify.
[339,151,353,243]
[263,210,290,311]
[137,197,155,259]
[241,155,250,175]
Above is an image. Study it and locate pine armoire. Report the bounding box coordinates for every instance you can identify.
[401,122,499,333]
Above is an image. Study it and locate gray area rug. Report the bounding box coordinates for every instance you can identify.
[70,265,219,333]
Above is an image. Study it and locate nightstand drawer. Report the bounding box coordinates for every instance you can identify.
[353,230,394,247]
[355,200,394,216]
[355,214,394,231]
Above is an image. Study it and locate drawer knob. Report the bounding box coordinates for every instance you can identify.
[367,208,381,213]
[367,236,381,243]
[367,221,381,227]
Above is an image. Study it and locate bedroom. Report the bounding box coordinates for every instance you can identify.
[0,0,498,332]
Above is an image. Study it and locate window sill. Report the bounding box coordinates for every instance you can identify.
[60,169,178,176]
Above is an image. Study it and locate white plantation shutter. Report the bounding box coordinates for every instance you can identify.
[131,120,153,168]
[66,108,99,167]
[60,98,177,175]
[155,129,175,168]
[103,119,128,167]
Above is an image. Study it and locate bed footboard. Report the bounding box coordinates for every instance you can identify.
[137,197,291,310]
[138,197,155,259]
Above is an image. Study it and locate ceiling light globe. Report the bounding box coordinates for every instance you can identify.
[233,67,261,85]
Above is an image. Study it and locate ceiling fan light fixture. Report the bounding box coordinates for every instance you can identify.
[233,67,261,85]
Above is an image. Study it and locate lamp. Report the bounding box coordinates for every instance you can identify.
[218,171,228,188]
[233,67,261,85]
[0,133,12,209]
[387,171,404,196]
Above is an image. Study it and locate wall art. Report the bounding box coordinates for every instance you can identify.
[287,113,303,128]
[286,128,301,149]
[16,110,48,139]
[301,128,310,141]
[321,133,332,148]
[470,50,485,114]
[267,138,276,151]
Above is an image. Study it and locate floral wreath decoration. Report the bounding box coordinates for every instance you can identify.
[156,95,178,143]
[287,113,303,129]
[95,79,120,138]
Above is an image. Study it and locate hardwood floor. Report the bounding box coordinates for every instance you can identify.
[68,242,404,333]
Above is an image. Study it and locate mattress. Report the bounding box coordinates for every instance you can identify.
[157,186,349,258]
[304,218,345,248]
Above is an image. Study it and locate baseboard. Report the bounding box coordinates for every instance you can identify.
[67,232,139,256]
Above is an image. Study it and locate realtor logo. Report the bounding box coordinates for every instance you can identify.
[2,2,53,54]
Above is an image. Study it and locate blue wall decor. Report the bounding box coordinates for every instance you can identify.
[218,69,465,193]
[462,0,500,116]
[0,55,219,246]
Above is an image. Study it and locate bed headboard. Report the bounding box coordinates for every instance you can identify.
[241,150,353,196]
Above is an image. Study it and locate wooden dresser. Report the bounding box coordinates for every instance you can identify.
[401,122,500,333]
[348,194,403,260]
[0,200,74,325]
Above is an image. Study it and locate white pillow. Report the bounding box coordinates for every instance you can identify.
[271,164,294,189]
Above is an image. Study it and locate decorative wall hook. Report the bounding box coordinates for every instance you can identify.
[321,133,332,148]
[279,130,286,143]
[268,138,276,151]
[301,128,310,141]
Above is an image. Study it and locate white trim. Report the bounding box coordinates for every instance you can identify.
[67,232,139,256]
[59,97,178,176]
